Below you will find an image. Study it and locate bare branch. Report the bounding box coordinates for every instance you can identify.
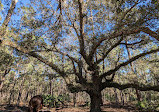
[100,48,159,79]
[72,23,80,37]
[120,40,144,46]
[149,60,159,63]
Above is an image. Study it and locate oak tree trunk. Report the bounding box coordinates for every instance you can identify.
[89,91,102,112]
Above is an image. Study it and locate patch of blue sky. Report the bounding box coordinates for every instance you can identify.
[118,68,129,76]
[0,0,30,22]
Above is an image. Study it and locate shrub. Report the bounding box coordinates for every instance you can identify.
[42,94,70,108]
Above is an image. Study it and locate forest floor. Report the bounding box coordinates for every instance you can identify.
[0,102,138,112]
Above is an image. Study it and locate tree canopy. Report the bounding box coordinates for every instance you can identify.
[0,0,159,112]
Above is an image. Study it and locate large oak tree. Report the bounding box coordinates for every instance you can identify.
[0,0,159,111]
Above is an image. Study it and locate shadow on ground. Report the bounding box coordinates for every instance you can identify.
[0,104,28,112]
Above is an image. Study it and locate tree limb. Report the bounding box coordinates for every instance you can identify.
[1,40,66,76]
[117,0,140,26]
[0,0,18,39]
[77,0,88,63]
[100,48,159,79]
[140,27,159,41]
[120,40,144,46]
[37,47,80,64]
[95,37,123,65]
[28,52,65,75]
[105,51,120,82]
[91,27,158,57]
[102,82,159,92]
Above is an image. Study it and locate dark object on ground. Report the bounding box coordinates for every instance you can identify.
[28,95,43,112]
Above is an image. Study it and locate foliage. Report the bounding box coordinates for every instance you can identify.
[42,94,70,108]
[136,100,157,112]
[42,94,57,107]
[0,50,13,71]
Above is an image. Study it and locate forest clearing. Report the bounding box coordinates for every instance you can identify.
[0,0,159,112]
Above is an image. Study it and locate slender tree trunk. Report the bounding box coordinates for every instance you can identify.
[126,45,141,103]
[135,89,141,102]
[0,69,11,92]
[25,91,29,102]
[147,92,151,102]
[0,80,4,92]
[0,80,4,103]
[73,93,77,107]
[9,80,16,105]
[114,88,119,104]
[120,90,124,105]
[49,78,52,95]
[17,77,25,105]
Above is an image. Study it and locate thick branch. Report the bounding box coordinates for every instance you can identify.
[67,84,86,93]
[120,40,144,46]
[88,1,140,59]
[103,82,159,92]
[0,0,18,38]
[105,53,120,82]
[95,37,123,65]
[92,27,158,57]
[28,52,65,75]
[2,40,65,76]
[78,0,87,62]
[140,27,159,41]
[71,59,86,83]
[100,48,159,79]
[39,47,80,64]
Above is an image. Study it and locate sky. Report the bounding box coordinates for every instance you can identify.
[0,0,158,62]
[0,0,158,81]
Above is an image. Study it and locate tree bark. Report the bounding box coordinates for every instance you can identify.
[89,91,102,112]
[16,77,25,105]
[114,88,119,104]
[73,93,77,107]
